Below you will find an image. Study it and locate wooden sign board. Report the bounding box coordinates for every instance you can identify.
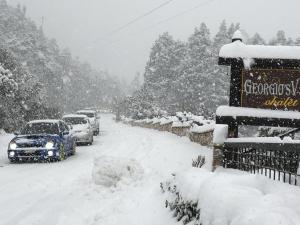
[241,69,300,111]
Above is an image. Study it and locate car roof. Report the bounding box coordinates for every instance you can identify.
[28,119,61,124]
[63,114,88,119]
[76,110,96,114]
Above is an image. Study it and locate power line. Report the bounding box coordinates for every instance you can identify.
[100,0,215,46]
[144,0,215,31]
[95,0,176,42]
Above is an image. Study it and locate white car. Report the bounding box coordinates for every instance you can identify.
[76,110,100,136]
[62,114,94,145]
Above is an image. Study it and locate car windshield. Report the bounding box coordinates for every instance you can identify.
[21,123,59,135]
[63,117,87,125]
[78,112,94,118]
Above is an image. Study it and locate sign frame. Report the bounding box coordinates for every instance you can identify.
[240,68,300,111]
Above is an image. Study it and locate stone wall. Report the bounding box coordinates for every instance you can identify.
[189,131,213,146]
[171,126,191,137]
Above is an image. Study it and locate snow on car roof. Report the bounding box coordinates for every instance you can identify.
[77,110,96,113]
[219,40,300,60]
[63,114,88,118]
[28,119,61,124]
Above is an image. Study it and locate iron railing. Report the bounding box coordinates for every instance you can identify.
[223,142,300,185]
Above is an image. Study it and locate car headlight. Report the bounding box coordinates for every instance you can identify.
[45,141,54,149]
[9,142,17,150]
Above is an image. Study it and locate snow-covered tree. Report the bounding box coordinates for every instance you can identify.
[269,30,287,45]
[0,64,18,98]
[144,32,186,112]
[295,38,300,46]
[175,23,213,114]
[129,72,142,94]
[249,33,266,45]
[0,1,124,130]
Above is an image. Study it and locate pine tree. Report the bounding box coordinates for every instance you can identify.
[129,72,142,94]
[176,23,213,114]
[295,38,300,46]
[270,30,288,45]
[0,2,124,130]
[144,32,186,112]
[213,20,229,51]
[227,23,240,40]
[249,33,266,45]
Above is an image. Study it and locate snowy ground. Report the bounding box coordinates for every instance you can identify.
[0,114,211,225]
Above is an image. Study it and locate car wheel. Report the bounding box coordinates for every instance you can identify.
[71,141,76,155]
[9,159,18,164]
[58,145,66,161]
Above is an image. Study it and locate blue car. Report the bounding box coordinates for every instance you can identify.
[8,120,76,163]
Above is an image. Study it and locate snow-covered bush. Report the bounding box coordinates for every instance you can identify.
[92,156,144,187]
[192,156,206,168]
[160,158,205,224]
[162,168,300,225]
[161,174,201,225]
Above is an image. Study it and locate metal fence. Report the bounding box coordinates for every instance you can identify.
[223,142,300,185]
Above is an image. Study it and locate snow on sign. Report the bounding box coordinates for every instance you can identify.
[219,31,300,112]
[241,69,300,111]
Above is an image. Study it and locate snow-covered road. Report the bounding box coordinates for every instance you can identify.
[0,114,211,225]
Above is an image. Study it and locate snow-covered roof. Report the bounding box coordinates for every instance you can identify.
[28,119,61,124]
[219,40,300,60]
[63,114,88,119]
[76,110,96,114]
[216,106,300,120]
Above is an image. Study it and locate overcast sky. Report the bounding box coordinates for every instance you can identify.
[7,0,300,81]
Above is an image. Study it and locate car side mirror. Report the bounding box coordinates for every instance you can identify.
[62,131,69,135]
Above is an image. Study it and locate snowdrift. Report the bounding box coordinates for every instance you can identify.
[92,156,144,187]
[163,168,300,225]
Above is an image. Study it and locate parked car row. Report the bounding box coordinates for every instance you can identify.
[7,109,100,163]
